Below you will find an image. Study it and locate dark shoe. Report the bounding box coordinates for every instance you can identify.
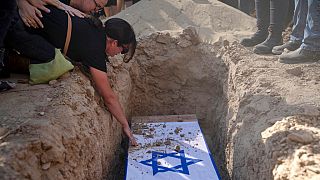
[272,40,302,55]
[240,30,268,47]
[279,48,320,64]
[0,81,16,92]
[253,33,283,54]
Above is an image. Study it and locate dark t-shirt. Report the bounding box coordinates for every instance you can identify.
[34,6,107,72]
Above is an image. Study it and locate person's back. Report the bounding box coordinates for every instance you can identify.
[32,6,108,72]
[7,4,139,145]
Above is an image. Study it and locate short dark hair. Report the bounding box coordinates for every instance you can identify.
[104,18,137,63]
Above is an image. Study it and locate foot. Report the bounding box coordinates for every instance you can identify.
[253,34,282,54]
[240,30,268,47]
[0,81,16,92]
[272,40,302,55]
[279,48,320,64]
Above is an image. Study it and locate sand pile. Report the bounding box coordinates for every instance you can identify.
[115,0,256,43]
[1,0,320,179]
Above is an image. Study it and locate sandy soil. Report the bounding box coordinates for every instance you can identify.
[0,71,127,179]
[219,42,320,180]
[0,0,320,179]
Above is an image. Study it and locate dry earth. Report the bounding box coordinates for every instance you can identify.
[0,0,320,179]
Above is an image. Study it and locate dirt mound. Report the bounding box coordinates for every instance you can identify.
[218,42,320,179]
[0,72,126,179]
[115,0,256,43]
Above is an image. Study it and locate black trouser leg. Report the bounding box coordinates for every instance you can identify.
[270,0,289,34]
[254,0,289,54]
[222,0,238,9]
[255,0,270,30]
[0,1,16,48]
[240,0,270,46]
[238,0,256,15]
[5,18,55,64]
[0,1,16,78]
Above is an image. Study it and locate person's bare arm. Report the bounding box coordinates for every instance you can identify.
[55,0,86,17]
[90,67,138,146]
[28,0,86,17]
[26,0,53,13]
[17,0,85,28]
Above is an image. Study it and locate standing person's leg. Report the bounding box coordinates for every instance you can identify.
[291,0,308,42]
[238,0,255,15]
[104,7,111,17]
[104,0,117,17]
[272,0,308,54]
[301,0,320,51]
[0,0,17,78]
[240,0,270,47]
[221,0,238,9]
[5,18,55,64]
[116,0,124,13]
[279,0,320,63]
[5,16,73,84]
[254,0,289,54]
[109,0,123,16]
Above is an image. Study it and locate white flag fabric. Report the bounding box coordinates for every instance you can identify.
[126,117,220,180]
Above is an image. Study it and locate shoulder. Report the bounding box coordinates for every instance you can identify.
[77,30,107,72]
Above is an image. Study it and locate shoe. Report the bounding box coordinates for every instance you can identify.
[279,48,320,64]
[0,81,16,92]
[272,40,302,55]
[253,33,282,54]
[240,30,268,47]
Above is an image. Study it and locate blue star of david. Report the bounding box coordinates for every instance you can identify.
[140,150,202,175]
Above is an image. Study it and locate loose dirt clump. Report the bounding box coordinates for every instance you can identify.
[262,115,320,180]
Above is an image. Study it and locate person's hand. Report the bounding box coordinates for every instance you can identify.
[38,0,86,18]
[27,0,51,13]
[123,126,138,146]
[59,3,86,18]
[18,0,44,28]
[28,0,85,18]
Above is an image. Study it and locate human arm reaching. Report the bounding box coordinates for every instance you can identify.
[17,0,85,28]
[50,0,86,17]
[90,67,138,146]
[28,0,86,17]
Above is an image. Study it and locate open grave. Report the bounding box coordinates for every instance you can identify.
[0,0,320,179]
[126,115,221,179]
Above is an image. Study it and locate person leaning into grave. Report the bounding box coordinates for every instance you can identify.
[6,1,138,145]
